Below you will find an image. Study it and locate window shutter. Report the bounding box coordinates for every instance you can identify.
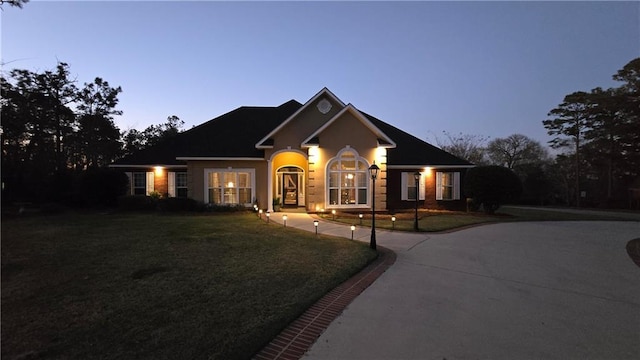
[453,172,460,200]
[401,172,408,200]
[419,173,425,200]
[146,172,154,195]
[125,172,133,195]
[168,172,176,197]
[435,172,443,200]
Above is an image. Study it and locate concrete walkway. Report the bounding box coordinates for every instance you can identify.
[268,211,640,360]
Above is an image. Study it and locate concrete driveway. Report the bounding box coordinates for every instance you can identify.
[305,221,640,359]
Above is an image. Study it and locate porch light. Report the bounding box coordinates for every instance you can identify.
[368,162,380,250]
[282,214,288,228]
[313,220,319,235]
[351,225,356,240]
[391,215,396,230]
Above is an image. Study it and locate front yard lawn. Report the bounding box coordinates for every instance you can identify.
[1,212,377,360]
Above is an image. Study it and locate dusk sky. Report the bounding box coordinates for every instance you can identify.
[2,1,638,148]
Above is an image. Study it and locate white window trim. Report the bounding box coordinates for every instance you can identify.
[436,171,460,200]
[168,172,176,197]
[326,147,370,208]
[401,172,425,201]
[204,168,256,206]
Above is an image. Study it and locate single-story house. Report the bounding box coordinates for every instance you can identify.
[110,88,473,212]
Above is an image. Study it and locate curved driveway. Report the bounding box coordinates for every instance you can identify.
[297,218,640,359]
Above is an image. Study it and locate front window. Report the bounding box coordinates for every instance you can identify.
[133,172,147,195]
[175,172,188,198]
[206,169,254,206]
[436,171,460,200]
[327,149,369,207]
[401,172,424,201]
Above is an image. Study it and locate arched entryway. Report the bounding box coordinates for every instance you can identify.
[277,166,304,208]
[268,150,308,211]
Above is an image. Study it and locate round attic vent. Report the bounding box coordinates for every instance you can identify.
[317,98,332,114]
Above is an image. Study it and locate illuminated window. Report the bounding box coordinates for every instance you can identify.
[205,169,254,206]
[436,172,460,200]
[327,149,368,207]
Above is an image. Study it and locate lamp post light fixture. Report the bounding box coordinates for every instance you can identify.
[358,213,363,225]
[282,214,288,228]
[414,171,421,232]
[391,215,396,230]
[351,225,356,240]
[313,220,319,235]
[266,211,270,223]
[368,162,380,250]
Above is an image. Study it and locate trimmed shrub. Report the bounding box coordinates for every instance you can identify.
[158,197,203,212]
[117,195,157,211]
[464,166,523,214]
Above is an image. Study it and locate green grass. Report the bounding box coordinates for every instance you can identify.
[1,212,377,360]
[326,206,636,233]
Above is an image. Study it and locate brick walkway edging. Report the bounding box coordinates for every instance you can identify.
[253,247,397,360]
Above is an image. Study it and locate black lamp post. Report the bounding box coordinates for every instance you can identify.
[414,171,421,232]
[369,163,380,250]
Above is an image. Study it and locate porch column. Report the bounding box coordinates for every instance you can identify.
[267,159,273,212]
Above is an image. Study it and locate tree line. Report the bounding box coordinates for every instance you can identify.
[438,57,640,209]
[1,62,183,205]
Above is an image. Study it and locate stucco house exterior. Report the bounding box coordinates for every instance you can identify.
[110,88,473,212]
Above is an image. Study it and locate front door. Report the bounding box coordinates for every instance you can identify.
[283,173,298,207]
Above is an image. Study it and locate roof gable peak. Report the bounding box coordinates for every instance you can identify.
[255,87,346,149]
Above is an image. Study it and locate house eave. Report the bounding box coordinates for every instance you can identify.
[109,164,187,169]
[175,157,265,161]
[386,164,475,169]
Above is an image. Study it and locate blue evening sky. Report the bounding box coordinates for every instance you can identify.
[2,1,638,147]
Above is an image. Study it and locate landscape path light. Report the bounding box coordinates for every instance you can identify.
[313,220,319,235]
[332,209,336,220]
[391,215,396,230]
[359,213,363,225]
[282,214,288,228]
[351,225,356,240]
[266,211,270,224]
[258,209,263,219]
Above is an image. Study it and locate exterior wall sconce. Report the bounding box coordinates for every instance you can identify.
[313,220,319,235]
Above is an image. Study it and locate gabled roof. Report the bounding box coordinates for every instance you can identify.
[256,87,345,149]
[362,111,473,167]
[112,100,302,166]
[301,104,396,149]
[111,89,472,168]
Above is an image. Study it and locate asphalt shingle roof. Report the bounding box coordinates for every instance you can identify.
[113,99,471,167]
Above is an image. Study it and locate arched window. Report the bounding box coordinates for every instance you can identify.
[327,148,369,207]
